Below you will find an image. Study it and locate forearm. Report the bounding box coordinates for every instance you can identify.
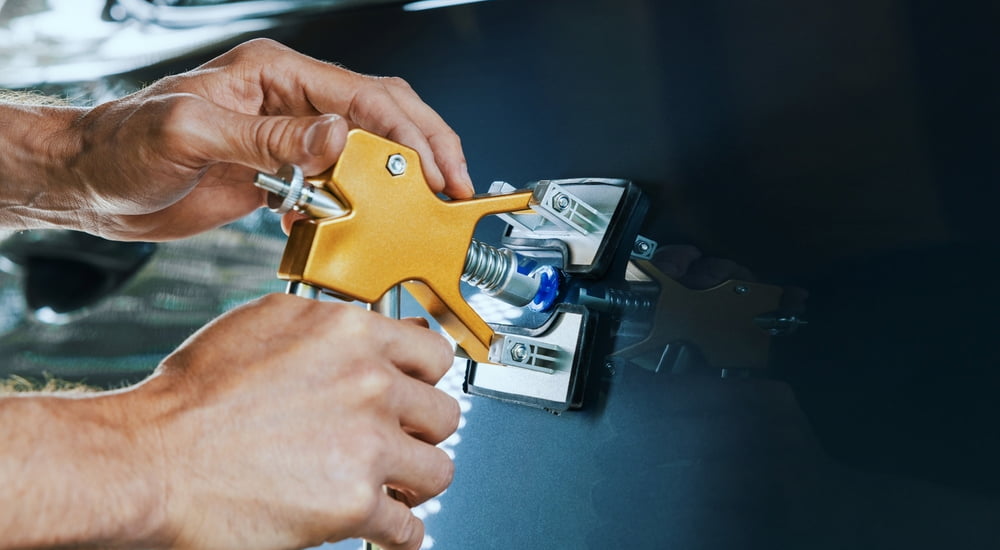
[0,391,166,548]
[0,99,87,231]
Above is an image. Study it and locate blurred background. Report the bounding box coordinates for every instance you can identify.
[1,0,998,548]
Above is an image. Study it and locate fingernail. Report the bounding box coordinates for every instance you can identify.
[306,115,338,157]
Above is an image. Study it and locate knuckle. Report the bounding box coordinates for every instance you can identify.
[233,37,286,59]
[256,117,300,160]
[310,304,376,347]
[209,38,293,73]
[443,395,461,434]
[437,335,456,366]
[258,292,285,305]
[387,515,422,548]
[428,447,456,493]
[329,303,376,334]
[255,292,299,312]
[350,84,393,119]
[425,335,455,380]
[152,93,201,137]
[132,93,210,159]
[381,75,414,93]
[429,128,461,150]
[249,293,318,327]
[352,360,395,399]
[338,480,380,526]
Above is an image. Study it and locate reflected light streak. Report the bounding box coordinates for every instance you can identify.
[402,0,492,12]
[314,355,471,550]
[414,355,473,549]
[466,292,525,323]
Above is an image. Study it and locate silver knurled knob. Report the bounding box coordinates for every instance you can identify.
[254,164,348,219]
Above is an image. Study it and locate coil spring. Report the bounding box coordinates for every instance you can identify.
[461,240,513,292]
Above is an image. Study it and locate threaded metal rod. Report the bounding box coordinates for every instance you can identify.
[462,240,541,307]
[462,240,513,290]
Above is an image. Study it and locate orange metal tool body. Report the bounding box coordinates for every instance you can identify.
[278,129,532,362]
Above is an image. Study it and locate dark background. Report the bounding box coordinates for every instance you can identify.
[36,0,1000,547]
[278,2,1000,547]
[253,0,1000,495]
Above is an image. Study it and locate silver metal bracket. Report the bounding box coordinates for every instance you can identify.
[531,180,611,235]
[495,178,629,270]
[466,309,589,412]
[631,235,658,260]
[465,178,649,412]
[491,335,563,374]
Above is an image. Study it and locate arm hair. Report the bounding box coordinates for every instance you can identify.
[0,89,69,106]
[0,375,97,394]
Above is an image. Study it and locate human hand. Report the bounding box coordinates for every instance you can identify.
[124,294,459,550]
[61,39,473,241]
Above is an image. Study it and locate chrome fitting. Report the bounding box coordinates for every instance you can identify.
[254,164,348,219]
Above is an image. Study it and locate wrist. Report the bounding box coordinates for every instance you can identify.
[0,101,88,231]
[94,386,175,548]
[0,388,170,548]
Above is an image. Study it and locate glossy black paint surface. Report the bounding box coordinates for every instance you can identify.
[270,1,998,548]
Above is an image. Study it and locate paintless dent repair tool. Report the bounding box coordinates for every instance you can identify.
[254,129,801,413]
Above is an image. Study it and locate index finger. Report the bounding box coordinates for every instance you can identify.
[265,47,473,198]
[356,492,425,550]
[377,76,474,199]
[373,315,455,386]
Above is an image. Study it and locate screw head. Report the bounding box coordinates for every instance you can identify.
[734,284,750,295]
[633,240,651,255]
[386,154,407,176]
[552,193,571,212]
[510,343,528,362]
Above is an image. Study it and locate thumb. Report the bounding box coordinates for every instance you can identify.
[189,103,348,175]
